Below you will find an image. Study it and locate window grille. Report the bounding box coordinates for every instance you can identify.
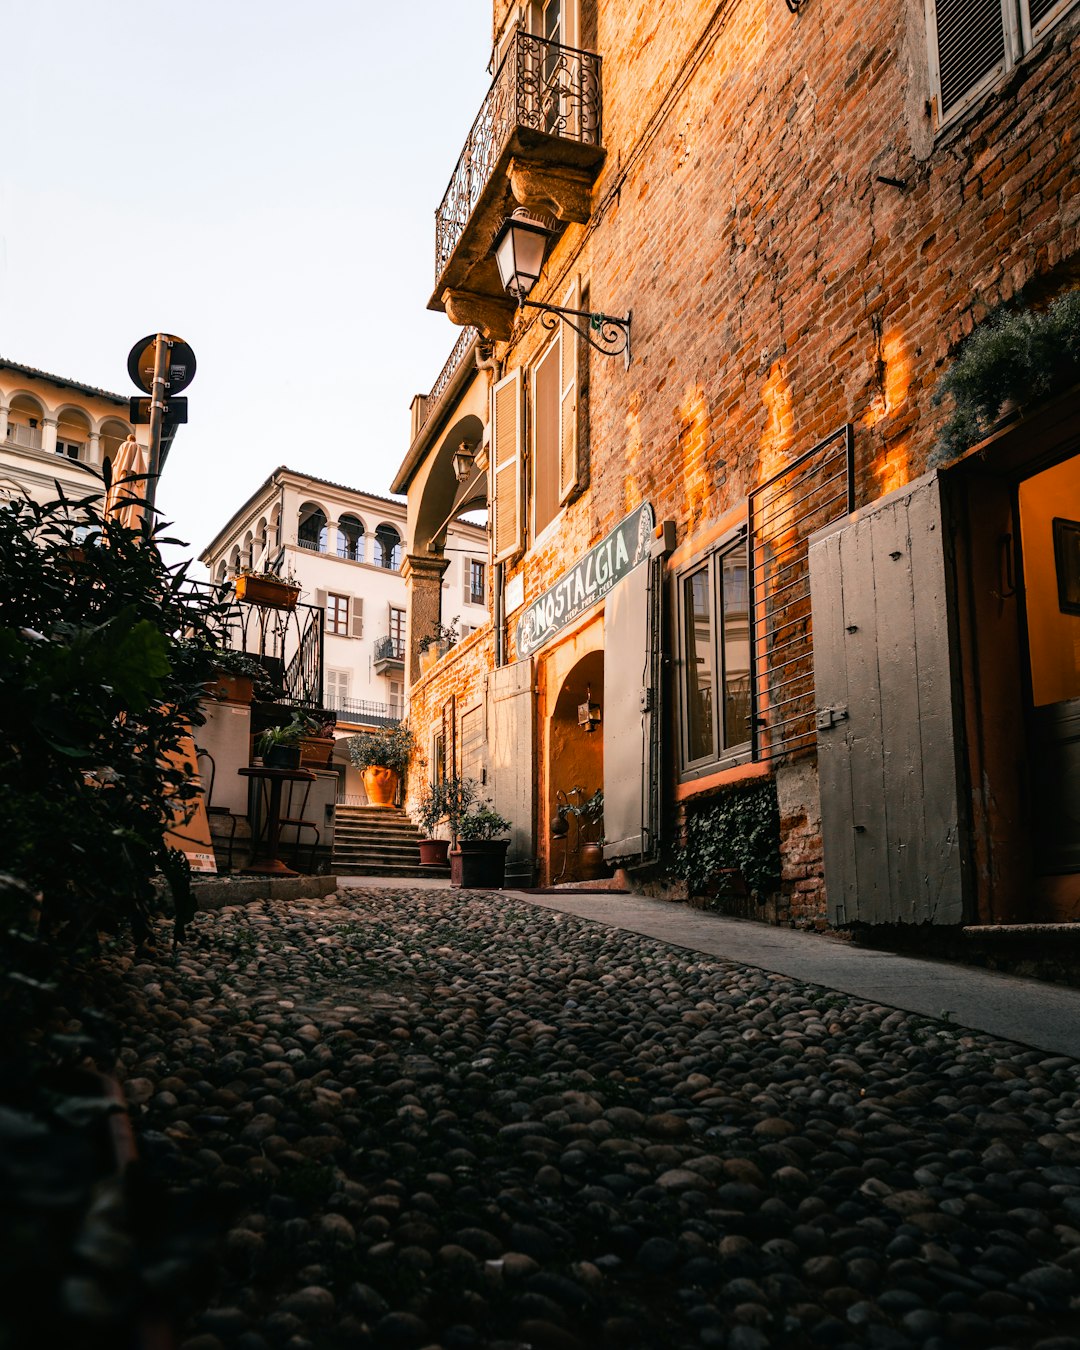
[748,425,854,763]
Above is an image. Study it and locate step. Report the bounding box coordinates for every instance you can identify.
[331,848,422,866]
[330,862,450,879]
[334,824,424,842]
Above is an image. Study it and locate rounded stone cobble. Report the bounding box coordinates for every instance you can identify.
[93,888,1080,1348]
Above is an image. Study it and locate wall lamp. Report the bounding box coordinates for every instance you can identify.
[577,683,602,732]
[492,209,632,368]
[452,439,476,482]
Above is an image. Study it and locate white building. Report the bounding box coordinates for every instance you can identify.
[200,466,489,798]
[0,357,148,506]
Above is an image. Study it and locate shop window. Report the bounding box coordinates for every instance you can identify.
[927,0,1078,125]
[676,533,751,774]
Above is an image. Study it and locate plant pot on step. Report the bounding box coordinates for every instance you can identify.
[418,838,450,867]
[450,839,510,889]
[363,765,399,807]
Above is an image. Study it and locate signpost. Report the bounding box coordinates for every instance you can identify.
[125,333,196,523]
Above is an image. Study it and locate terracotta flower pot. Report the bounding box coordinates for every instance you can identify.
[363,765,399,807]
[235,575,300,610]
[418,838,450,867]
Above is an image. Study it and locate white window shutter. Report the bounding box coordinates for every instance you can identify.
[927,0,1007,121]
[463,560,471,605]
[492,368,523,563]
[315,588,328,628]
[558,279,579,505]
[350,596,364,637]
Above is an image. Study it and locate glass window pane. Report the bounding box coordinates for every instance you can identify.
[684,568,714,761]
[721,543,751,749]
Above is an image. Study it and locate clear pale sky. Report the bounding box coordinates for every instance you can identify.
[0,1,493,573]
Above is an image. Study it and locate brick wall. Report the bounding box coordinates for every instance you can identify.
[418,0,1080,918]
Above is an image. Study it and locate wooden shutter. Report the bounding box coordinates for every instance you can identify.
[492,369,523,563]
[809,471,967,927]
[315,588,328,628]
[350,596,364,637]
[558,279,580,505]
[927,0,1007,120]
[463,559,472,605]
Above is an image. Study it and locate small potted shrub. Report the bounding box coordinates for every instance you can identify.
[418,616,460,674]
[451,800,512,889]
[415,779,451,867]
[299,714,336,768]
[347,724,416,807]
[255,715,309,770]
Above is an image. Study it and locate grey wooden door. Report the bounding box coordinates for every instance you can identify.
[487,658,535,885]
[809,471,967,926]
[603,560,653,862]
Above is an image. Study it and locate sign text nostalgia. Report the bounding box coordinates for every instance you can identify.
[515,502,654,658]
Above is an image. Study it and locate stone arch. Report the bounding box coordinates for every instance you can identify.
[298,500,329,552]
[409,412,487,557]
[55,407,91,462]
[7,393,46,449]
[373,522,403,571]
[337,512,365,561]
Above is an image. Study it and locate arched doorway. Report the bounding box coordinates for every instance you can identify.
[544,648,605,884]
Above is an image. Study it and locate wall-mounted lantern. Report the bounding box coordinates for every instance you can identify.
[492,208,632,368]
[578,684,602,732]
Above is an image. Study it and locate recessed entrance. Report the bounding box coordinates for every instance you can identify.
[542,648,604,884]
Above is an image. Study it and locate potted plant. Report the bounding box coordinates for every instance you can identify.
[569,789,607,881]
[235,566,301,611]
[415,779,451,867]
[255,714,309,770]
[450,800,512,889]
[347,724,416,807]
[299,714,337,768]
[418,615,460,674]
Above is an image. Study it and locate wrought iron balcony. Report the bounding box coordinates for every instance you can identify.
[373,634,405,674]
[431,28,604,337]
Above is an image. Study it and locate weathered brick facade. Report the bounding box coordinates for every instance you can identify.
[397,0,1080,921]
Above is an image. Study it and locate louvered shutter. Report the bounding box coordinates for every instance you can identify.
[492,369,523,563]
[463,560,472,605]
[927,0,1006,119]
[558,280,580,505]
[350,596,364,637]
[315,588,328,629]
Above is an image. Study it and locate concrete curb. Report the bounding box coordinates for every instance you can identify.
[193,875,340,910]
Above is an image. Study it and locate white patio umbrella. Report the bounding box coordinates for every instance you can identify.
[104,433,150,532]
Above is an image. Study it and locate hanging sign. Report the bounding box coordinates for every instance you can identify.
[515,502,654,658]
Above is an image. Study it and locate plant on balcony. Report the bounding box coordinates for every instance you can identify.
[235,565,301,610]
[347,724,416,807]
[931,289,1080,464]
[418,615,460,673]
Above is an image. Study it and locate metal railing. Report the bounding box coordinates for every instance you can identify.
[327,697,403,728]
[435,28,602,283]
[748,426,854,763]
[373,635,405,663]
[418,327,478,434]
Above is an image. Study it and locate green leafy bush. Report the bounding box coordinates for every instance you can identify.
[674,780,781,897]
[346,723,415,774]
[932,289,1080,463]
[457,803,512,841]
[0,486,225,949]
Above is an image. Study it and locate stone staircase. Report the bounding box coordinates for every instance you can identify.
[331,804,450,880]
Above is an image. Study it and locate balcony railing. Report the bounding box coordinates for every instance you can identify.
[435,28,602,284]
[418,326,479,434]
[373,635,406,663]
[328,697,403,728]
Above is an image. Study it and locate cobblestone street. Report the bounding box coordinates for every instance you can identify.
[108,888,1080,1350]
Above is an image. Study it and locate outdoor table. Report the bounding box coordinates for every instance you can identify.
[238,765,316,877]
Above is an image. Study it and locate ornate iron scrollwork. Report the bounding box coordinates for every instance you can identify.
[525,299,631,368]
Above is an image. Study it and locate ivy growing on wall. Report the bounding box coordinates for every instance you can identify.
[673,779,782,899]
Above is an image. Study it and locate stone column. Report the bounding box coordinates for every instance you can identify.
[41,417,58,456]
[0,404,8,445]
[88,432,101,466]
[402,552,450,689]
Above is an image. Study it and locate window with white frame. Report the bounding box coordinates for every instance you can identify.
[677,533,751,775]
[326,668,350,708]
[927,0,1079,125]
[55,440,82,460]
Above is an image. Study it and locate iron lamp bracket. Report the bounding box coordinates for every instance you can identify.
[521,299,632,369]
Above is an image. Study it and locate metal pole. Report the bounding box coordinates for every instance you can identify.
[144,333,172,530]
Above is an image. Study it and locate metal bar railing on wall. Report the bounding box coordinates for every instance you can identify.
[434,28,602,284]
[747,425,854,763]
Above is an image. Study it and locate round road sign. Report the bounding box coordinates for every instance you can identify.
[127,335,197,394]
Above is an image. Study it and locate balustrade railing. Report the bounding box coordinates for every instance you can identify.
[434,28,602,283]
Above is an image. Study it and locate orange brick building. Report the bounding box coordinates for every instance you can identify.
[393,0,1080,928]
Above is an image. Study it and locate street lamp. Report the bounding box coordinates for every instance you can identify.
[491,209,632,367]
[452,439,476,482]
